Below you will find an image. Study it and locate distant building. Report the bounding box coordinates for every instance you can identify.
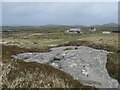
[102,31,111,34]
[65,28,81,34]
[112,30,120,33]
[89,27,96,32]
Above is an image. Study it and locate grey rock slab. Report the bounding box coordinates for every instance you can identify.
[12,46,119,88]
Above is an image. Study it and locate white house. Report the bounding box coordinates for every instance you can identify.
[102,31,111,34]
[65,28,81,34]
[89,27,96,32]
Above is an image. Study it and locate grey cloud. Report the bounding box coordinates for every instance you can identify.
[2,2,118,26]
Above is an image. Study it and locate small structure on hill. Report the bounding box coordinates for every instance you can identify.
[89,27,96,32]
[65,28,81,34]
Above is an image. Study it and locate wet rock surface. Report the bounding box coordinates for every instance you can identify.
[12,46,119,88]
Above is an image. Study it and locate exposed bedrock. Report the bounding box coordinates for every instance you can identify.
[12,46,119,88]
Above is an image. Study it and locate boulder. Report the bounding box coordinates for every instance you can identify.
[12,46,119,88]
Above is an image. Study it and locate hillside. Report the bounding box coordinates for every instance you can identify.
[2,23,118,33]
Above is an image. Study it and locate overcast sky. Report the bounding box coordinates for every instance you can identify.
[2,2,118,26]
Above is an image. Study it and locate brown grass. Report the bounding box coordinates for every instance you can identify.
[79,35,118,48]
[57,40,118,52]
[3,60,81,88]
[2,44,51,60]
[106,53,120,83]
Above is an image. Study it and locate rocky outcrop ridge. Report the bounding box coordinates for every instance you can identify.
[12,46,119,88]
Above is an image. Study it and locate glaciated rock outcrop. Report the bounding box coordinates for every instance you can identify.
[12,46,119,88]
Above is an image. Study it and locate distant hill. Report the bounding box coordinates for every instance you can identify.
[89,23,118,31]
[102,23,118,27]
[2,23,118,33]
[89,23,118,28]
